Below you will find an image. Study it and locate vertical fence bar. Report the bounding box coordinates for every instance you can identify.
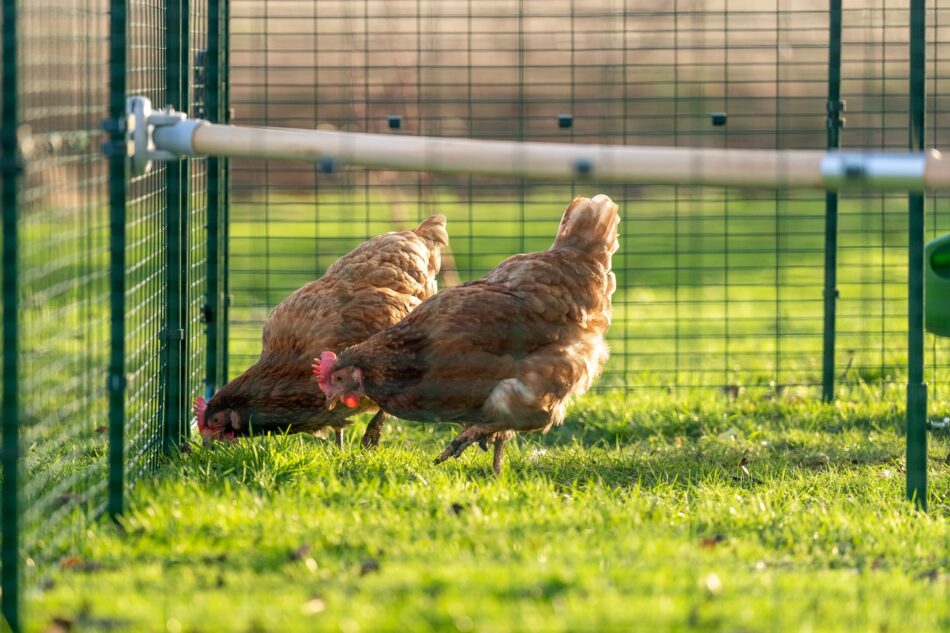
[906,0,928,509]
[107,0,128,519]
[205,0,225,396]
[164,0,190,452]
[221,0,230,382]
[0,0,19,627]
[822,0,842,403]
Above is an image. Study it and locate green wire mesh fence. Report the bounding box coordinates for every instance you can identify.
[227,0,945,397]
[10,0,113,600]
[1,0,227,630]
[0,0,945,630]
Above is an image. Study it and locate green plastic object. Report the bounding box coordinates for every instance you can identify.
[925,233,950,337]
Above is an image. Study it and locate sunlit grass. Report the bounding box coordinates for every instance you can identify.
[28,390,950,632]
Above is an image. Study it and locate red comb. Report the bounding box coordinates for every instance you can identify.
[313,351,337,395]
[193,397,207,432]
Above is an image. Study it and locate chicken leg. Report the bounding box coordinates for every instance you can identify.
[492,435,508,475]
[435,425,510,474]
[360,410,387,448]
[333,428,344,450]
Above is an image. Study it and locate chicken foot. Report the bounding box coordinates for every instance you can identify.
[360,410,387,448]
[435,425,511,475]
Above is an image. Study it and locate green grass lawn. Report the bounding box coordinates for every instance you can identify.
[14,187,950,631]
[28,391,949,632]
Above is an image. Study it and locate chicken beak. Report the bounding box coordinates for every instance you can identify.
[326,393,342,411]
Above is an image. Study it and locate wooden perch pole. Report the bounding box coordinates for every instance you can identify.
[131,96,950,191]
[190,124,830,189]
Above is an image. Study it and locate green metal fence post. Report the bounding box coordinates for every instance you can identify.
[107,0,128,519]
[822,0,842,403]
[205,0,227,396]
[1,0,20,627]
[906,0,927,510]
[163,0,190,452]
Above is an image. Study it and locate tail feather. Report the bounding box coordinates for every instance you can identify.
[552,195,620,264]
[413,214,449,247]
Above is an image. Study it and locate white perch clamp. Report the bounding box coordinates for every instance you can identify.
[127,96,208,175]
[123,95,950,191]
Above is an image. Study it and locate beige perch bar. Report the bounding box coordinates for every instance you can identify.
[190,124,830,189]
[132,96,950,191]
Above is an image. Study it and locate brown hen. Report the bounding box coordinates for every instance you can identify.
[195,214,449,447]
[317,195,618,472]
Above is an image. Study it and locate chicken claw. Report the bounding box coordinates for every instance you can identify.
[435,426,508,474]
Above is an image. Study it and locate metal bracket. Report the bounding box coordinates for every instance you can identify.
[821,152,927,191]
[927,417,949,431]
[125,96,209,176]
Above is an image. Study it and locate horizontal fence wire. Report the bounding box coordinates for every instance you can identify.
[227,0,949,401]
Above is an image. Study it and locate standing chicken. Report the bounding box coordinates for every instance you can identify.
[194,214,449,447]
[315,195,618,473]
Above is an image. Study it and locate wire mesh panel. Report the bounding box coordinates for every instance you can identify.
[227,0,950,400]
[0,0,223,628]
[124,0,168,482]
[927,2,950,401]
[188,0,210,421]
[837,3,920,399]
[15,0,110,572]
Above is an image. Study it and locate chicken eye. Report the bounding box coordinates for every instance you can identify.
[334,375,342,382]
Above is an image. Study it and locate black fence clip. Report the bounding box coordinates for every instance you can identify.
[573,158,592,177]
[0,155,23,176]
[100,117,127,136]
[107,373,127,392]
[826,99,846,128]
[317,157,338,174]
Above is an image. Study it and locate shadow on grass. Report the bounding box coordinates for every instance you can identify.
[504,434,906,492]
[172,419,915,499]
